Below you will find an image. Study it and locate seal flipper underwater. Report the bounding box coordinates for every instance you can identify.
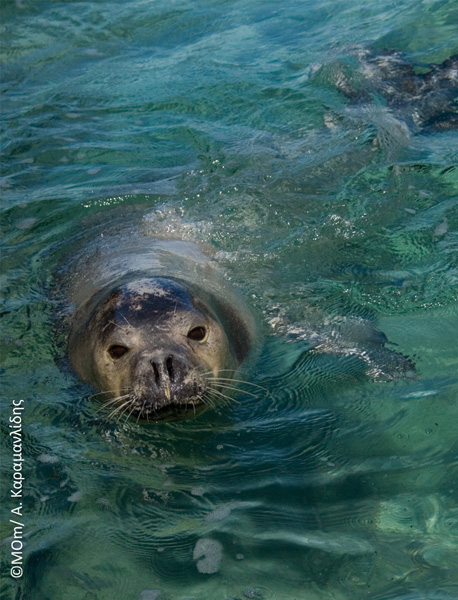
[355,50,458,132]
[258,314,416,394]
[314,49,458,133]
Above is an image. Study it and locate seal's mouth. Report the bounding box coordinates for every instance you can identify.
[127,398,206,422]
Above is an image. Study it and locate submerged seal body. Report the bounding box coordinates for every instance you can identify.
[325,50,458,132]
[64,231,255,421]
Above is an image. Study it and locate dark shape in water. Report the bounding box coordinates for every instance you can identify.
[335,49,458,132]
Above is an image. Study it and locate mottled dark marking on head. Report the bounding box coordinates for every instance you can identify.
[96,278,198,341]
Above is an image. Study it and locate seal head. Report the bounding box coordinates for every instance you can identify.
[68,277,251,421]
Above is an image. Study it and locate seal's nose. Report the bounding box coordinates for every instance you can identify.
[151,355,174,382]
[150,355,176,400]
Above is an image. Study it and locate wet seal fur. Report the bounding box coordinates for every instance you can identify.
[316,49,458,132]
[64,234,256,422]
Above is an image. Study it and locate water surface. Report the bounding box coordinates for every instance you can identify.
[1,1,458,599]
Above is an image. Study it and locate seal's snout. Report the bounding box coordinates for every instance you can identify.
[132,350,203,414]
[150,355,175,382]
[150,355,179,401]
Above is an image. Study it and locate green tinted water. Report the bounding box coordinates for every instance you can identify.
[1,1,457,599]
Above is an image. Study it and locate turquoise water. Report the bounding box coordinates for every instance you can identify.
[1,0,458,598]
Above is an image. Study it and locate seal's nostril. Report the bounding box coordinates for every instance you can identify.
[151,357,174,384]
[151,361,160,384]
[166,356,174,381]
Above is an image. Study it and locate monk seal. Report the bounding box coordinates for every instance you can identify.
[63,228,256,422]
[60,199,416,423]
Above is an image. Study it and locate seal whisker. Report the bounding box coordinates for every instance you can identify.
[106,398,132,420]
[123,402,139,423]
[116,402,134,424]
[199,390,215,408]
[207,377,268,393]
[108,404,131,422]
[209,393,234,408]
[95,394,131,414]
[210,382,259,399]
[201,393,218,409]
[208,388,240,406]
[89,388,130,400]
[107,320,129,332]
[201,369,237,378]
[98,392,130,406]
[119,313,133,328]
[97,392,130,405]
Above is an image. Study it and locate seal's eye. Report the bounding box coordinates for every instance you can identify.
[187,326,207,342]
[108,345,129,359]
